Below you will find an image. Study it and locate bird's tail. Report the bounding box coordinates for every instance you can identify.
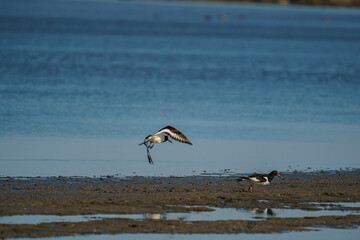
[139,139,150,146]
[237,177,248,182]
[139,135,152,146]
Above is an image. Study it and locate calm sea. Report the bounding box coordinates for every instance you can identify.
[1,0,360,177]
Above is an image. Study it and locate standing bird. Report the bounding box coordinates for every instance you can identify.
[139,126,192,164]
[237,170,284,192]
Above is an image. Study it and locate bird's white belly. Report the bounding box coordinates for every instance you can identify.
[259,181,270,186]
[153,134,165,143]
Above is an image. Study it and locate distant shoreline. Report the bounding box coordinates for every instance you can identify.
[173,0,360,8]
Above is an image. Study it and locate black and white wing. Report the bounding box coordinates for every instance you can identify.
[139,135,154,164]
[249,173,267,183]
[146,146,153,165]
[155,126,192,145]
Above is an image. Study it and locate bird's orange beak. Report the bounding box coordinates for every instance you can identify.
[277,173,284,180]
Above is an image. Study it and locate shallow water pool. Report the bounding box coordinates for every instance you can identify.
[1,203,359,225]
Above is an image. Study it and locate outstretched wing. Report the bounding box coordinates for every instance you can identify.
[155,126,192,145]
[146,146,153,165]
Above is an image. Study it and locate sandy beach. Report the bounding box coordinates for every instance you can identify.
[1,170,359,238]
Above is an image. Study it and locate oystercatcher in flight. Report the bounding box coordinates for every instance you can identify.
[237,170,284,192]
[139,126,192,164]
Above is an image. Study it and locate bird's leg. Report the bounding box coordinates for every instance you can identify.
[248,185,253,193]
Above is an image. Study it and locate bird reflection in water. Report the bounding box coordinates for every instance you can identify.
[251,208,276,217]
[143,213,188,222]
[143,213,167,220]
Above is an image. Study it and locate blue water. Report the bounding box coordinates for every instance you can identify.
[1,0,360,177]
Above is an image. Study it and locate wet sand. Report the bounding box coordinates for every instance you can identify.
[1,170,360,238]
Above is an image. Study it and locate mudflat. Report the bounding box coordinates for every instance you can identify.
[1,170,360,238]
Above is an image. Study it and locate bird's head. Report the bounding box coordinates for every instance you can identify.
[271,170,284,180]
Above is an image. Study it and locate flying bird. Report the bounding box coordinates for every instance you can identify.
[139,126,192,164]
[237,170,284,192]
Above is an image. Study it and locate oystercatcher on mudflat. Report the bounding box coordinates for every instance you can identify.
[139,126,192,164]
[237,170,284,192]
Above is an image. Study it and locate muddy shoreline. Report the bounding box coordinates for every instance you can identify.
[1,170,360,238]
